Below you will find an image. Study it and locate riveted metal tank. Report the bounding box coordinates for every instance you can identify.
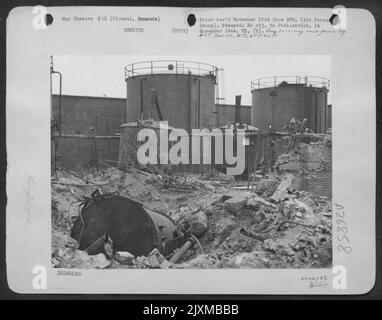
[125,60,219,131]
[71,194,186,257]
[251,76,330,133]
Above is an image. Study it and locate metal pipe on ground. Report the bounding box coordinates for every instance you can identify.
[169,239,194,264]
[250,129,262,192]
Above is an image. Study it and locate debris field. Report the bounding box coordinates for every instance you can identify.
[52,158,332,270]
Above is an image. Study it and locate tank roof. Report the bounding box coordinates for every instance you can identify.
[251,76,330,91]
[125,60,218,80]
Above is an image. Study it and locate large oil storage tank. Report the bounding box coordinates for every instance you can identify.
[125,60,219,131]
[251,76,330,133]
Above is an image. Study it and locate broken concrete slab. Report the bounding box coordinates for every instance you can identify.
[293,199,314,215]
[159,259,173,269]
[172,254,217,268]
[91,253,111,269]
[114,251,134,265]
[263,238,295,257]
[212,194,233,205]
[254,178,279,197]
[177,210,208,237]
[51,257,60,268]
[283,198,321,226]
[223,193,251,213]
[214,216,236,236]
[134,256,150,268]
[270,174,293,202]
[246,196,278,211]
[146,248,168,268]
[147,253,160,268]
[263,239,278,253]
[233,252,269,268]
[69,251,95,269]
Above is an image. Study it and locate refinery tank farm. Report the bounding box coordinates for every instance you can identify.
[51,58,333,270]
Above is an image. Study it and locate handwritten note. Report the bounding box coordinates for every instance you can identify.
[197,16,345,38]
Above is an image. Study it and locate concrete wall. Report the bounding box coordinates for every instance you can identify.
[216,103,252,126]
[300,141,332,198]
[252,85,329,133]
[52,94,252,133]
[51,94,254,170]
[119,123,215,175]
[54,134,120,170]
[276,139,332,198]
[52,95,127,134]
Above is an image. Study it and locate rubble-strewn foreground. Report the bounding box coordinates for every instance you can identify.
[52,164,332,269]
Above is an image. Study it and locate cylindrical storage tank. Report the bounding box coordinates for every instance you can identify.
[251,76,330,133]
[119,121,208,174]
[118,122,148,169]
[71,195,186,257]
[125,61,218,131]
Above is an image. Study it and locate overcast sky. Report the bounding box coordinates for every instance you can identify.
[52,55,331,105]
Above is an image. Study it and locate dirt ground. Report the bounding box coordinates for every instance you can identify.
[51,164,332,270]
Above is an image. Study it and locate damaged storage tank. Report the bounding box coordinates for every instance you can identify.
[125,60,219,130]
[71,193,186,257]
[251,76,330,133]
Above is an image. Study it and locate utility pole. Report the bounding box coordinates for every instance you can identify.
[234,95,242,126]
[50,57,63,134]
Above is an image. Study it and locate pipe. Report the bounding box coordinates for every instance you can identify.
[234,95,242,125]
[193,78,201,128]
[186,71,192,132]
[197,78,201,128]
[314,90,318,133]
[324,90,327,132]
[51,70,62,134]
[50,59,62,174]
[214,67,219,127]
[250,129,262,192]
[271,95,275,129]
[140,78,147,119]
[169,239,194,263]
[50,57,53,118]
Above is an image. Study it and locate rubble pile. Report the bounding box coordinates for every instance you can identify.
[52,163,332,269]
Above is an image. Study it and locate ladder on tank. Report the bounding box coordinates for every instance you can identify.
[214,67,225,127]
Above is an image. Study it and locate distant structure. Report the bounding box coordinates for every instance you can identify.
[251,76,330,133]
[51,94,251,170]
[51,95,252,134]
[125,60,220,130]
[51,95,126,134]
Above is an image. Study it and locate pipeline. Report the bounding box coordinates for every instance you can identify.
[169,239,194,263]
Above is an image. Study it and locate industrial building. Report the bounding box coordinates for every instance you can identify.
[51,62,332,190]
[51,94,252,170]
[51,95,251,134]
[51,59,333,270]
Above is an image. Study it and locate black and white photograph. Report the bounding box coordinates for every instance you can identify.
[4,5,376,295]
[50,55,333,270]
